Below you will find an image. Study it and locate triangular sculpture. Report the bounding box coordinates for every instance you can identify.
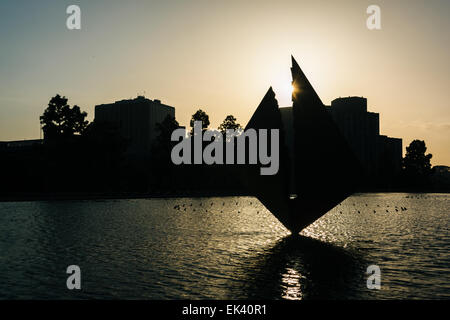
[245,56,362,234]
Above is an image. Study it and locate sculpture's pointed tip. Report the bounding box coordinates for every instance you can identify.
[264,86,275,98]
[291,55,300,69]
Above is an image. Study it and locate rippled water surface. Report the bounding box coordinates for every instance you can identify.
[0,193,448,299]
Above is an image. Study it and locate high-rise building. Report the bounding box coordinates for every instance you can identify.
[279,96,402,181]
[326,97,402,180]
[95,96,175,157]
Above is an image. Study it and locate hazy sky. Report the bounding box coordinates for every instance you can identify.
[0,0,449,165]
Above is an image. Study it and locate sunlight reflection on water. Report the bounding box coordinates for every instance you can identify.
[281,268,304,300]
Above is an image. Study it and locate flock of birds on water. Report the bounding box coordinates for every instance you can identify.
[336,202,408,214]
[173,201,258,214]
[168,195,442,215]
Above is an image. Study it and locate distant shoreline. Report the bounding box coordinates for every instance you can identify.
[0,190,249,203]
[0,189,448,203]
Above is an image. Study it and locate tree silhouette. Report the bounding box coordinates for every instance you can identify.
[154,114,180,152]
[403,140,432,175]
[402,139,433,187]
[40,94,88,140]
[151,115,180,189]
[83,121,128,155]
[218,115,242,134]
[82,121,128,191]
[190,109,210,133]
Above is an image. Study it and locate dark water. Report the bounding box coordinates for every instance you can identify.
[0,193,448,299]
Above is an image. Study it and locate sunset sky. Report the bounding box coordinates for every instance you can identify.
[0,0,449,165]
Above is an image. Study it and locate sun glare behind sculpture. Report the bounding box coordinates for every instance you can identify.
[273,80,295,107]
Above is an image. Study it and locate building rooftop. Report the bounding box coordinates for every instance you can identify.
[96,96,173,109]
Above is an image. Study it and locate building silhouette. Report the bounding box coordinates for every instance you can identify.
[0,139,43,150]
[279,96,402,182]
[95,96,175,157]
[326,97,402,180]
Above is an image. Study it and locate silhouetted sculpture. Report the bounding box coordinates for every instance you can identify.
[244,56,362,234]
